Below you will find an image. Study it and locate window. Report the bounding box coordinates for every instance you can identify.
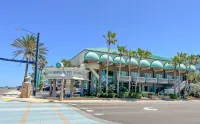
[156,74,163,78]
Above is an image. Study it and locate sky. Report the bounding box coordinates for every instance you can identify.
[0,0,200,87]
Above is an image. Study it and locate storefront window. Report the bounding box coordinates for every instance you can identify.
[156,74,163,78]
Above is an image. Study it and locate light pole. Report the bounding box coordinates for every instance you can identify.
[16,28,40,96]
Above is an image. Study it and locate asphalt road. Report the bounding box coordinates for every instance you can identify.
[68,100,200,124]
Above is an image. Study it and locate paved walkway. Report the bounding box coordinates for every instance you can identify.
[0,100,104,124]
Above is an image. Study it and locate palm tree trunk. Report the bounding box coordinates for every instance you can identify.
[178,66,181,97]
[23,63,29,84]
[128,58,131,92]
[135,66,140,93]
[184,65,191,97]
[106,43,110,94]
[174,70,176,95]
[117,56,122,95]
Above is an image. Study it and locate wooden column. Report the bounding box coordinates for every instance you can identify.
[49,79,52,96]
[52,79,57,97]
[70,79,75,97]
[98,64,102,93]
[80,80,84,96]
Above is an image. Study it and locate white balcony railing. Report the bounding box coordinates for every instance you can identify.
[158,78,168,84]
[168,79,177,84]
[145,78,157,83]
[132,77,145,83]
[117,76,131,82]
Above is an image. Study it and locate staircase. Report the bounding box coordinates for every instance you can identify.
[164,81,186,94]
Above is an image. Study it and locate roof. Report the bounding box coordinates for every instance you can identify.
[85,48,171,61]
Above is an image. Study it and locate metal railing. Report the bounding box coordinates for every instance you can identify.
[132,77,145,83]
[117,76,131,82]
[145,78,157,83]
[158,78,169,84]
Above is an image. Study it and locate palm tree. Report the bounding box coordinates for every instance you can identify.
[170,56,179,94]
[125,49,137,92]
[116,45,126,95]
[103,31,118,94]
[135,48,152,93]
[61,59,72,67]
[185,54,199,96]
[11,34,48,84]
[176,52,187,97]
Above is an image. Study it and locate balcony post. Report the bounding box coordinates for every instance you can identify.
[164,70,166,78]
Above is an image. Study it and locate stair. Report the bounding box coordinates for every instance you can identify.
[164,81,186,94]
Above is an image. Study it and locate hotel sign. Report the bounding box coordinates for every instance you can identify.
[44,67,88,80]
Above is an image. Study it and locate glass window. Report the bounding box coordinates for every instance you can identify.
[156,74,163,78]
[131,72,137,77]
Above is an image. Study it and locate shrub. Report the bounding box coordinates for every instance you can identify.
[124,92,130,98]
[130,92,142,99]
[96,93,101,97]
[148,92,155,96]
[169,94,177,99]
[189,83,200,97]
[141,92,148,97]
[163,93,169,96]
[108,93,116,98]
[119,86,128,92]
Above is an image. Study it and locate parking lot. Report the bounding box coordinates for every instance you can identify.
[68,100,200,124]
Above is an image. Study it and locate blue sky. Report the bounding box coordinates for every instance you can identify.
[0,0,200,87]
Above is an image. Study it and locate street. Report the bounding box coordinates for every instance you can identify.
[0,100,105,124]
[68,100,200,124]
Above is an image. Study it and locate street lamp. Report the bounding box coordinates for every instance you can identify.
[16,28,40,96]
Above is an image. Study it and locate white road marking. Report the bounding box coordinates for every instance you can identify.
[86,110,94,112]
[143,107,158,111]
[71,104,77,106]
[94,113,104,116]
[80,107,88,110]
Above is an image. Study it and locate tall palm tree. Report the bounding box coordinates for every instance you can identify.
[125,49,137,92]
[116,45,126,95]
[176,52,187,97]
[103,31,118,94]
[170,56,179,94]
[61,59,72,67]
[135,48,152,93]
[11,34,48,84]
[185,54,199,96]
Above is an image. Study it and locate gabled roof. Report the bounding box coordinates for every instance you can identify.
[85,48,171,61]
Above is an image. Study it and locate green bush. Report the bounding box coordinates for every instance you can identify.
[163,93,169,96]
[96,93,101,97]
[107,93,116,98]
[148,92,155,96]
[169,94,177,99]
[189,83,200,97]
[141,92,148,97]
[130,92,142,99]
[124,92,130,98]
[119,86,128,92]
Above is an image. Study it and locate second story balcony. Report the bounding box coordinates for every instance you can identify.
[145,78,157,83]
[158,78,169,84]
[117,76,131,82]
[132,77,145,83]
